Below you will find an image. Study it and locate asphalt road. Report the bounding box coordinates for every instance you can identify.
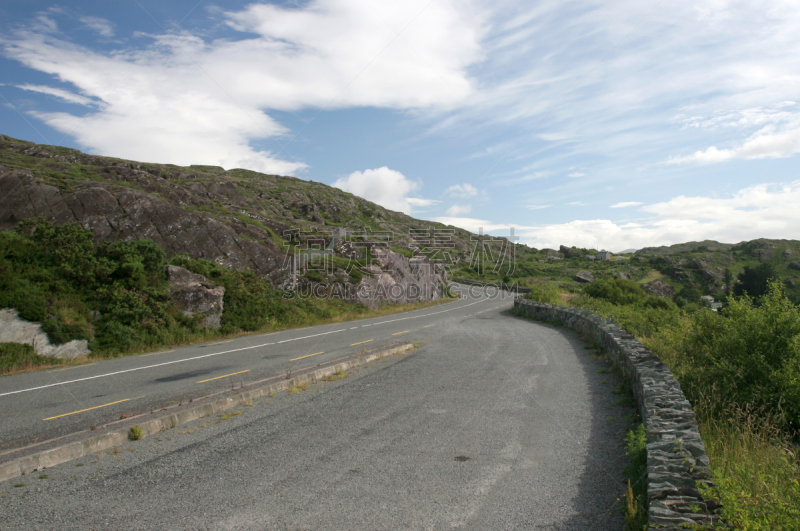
[1,285,631,530]
[0,284,512,453]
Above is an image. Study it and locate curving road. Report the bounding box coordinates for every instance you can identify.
[1,284,630,529]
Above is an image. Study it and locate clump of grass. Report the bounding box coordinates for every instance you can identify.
[699,406,800,529]
[38,474,48,479]
[288,382,309,395]
[321,369,347,382]
[128,425,143,440]
[622,424,647,530]
[218,410,242,420]
[0,342,63,375]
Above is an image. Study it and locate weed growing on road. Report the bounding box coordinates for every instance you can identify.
[288,382,310,395]
[218,410,242,420]
[128,426,143,440]
[622,424,647,530]
[321,369,348,382]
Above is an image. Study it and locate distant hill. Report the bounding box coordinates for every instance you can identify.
[635,240,734,255]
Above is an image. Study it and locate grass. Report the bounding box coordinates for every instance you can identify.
[0,342,65,375]
[128,426,143,440]
[699,407,800,530]
[288,382,310,395]
[622,424,648,530]
[321,369,348,382]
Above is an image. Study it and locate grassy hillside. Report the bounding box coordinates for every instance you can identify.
[0,218,447,374]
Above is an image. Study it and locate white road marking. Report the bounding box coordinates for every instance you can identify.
[1,293,500,398]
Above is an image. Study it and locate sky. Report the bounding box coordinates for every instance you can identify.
[1,0,799,252]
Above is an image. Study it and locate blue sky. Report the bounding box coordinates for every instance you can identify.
[2,0,800,251]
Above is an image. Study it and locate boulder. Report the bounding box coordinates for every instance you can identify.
[575,271,595,283]
[643,279,675,298]
[790,262,800,271]
[617,272,631,280]
[167,265,225,329]
[0,308,89,359]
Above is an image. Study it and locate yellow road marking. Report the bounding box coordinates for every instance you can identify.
[290,351,324,361]
[423,324,436,328]
[48,362,96,373]
[208,340,234,346]
[197,370,250,383]
[350,340,373,346]
[477,311,484,314]
[392,330,410,336]
[141,349,175,357]
[43,399,131,421]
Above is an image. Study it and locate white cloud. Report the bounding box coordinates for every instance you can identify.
[669,118,800,164]
[2,0,483,174]
[568,172,585,178]
[514,180,800,251]
[610,201,642,208]
[566,201,586,206]
[433,216,524,234]
[333,166,420,214]
[524,204,551,210]
[15,84,93,105]
[538,132,569,141]
[444,183,479,198]
[407,198,441,208]
[79,16,114,37]
[446,204,472,216]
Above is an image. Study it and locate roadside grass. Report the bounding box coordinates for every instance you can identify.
[0,343,66,375]
[567,281,800,529]
[698,408,800,530]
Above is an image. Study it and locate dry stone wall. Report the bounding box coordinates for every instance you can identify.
[514,298,720,530]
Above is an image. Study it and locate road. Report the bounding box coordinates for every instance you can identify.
[0,283,631,529]
[0,284,511,453]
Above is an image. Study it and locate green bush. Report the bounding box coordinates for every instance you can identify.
[129,425,143,440]
[524,283,561,304]
[0,342,62,373]
[584,279,649,305]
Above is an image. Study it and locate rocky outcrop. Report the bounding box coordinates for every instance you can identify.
[514,299,719,530]
[617,272,631,280]
[574,270,594,283]
[0,309,90,359]
[357,249,447,307]
[644,279,675,298]
[166,266,225,328]
[789,262,800,271]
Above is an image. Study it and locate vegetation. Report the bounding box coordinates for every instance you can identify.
[129,425,143,441]
[623,424,648,530]
[0,219,453,373]
[546,277,800,529]
[0,342,61,375]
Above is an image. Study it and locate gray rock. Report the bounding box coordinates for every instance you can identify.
[618,272,631,280]
[0,308,90,359]
[644,279,675,298]
[167,265,225,329]
[789,261,800,271]
[574,270,595,283]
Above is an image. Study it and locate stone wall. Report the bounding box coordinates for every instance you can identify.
[513,298,719,530]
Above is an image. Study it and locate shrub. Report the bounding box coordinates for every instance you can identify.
[0,342,61,374]
[129,425,143,440]
[524,283,561,304]
[584,279,649,305]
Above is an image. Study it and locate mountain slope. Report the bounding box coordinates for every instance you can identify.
[0,134,498,287]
